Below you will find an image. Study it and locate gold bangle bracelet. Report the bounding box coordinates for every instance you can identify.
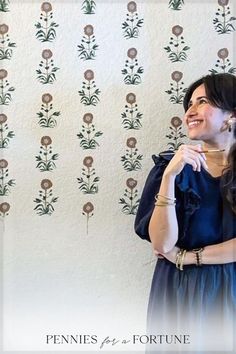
[176,249,186,271]
[155,193,176,202]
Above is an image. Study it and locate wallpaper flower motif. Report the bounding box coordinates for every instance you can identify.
[77,156,99,194]
[121,137,143,171]
[122,1,144,39]
[37,93,60,128]
[0,24,16,60]
[35,136,59,172]
[35,2,59,42]
[164,25,190,62]
[119,178,139,215]
[0,0,10,12]
[121,93,143,130]
[79,70,100,106]
[213,0,236,34]
[166,116,186,150]
[0,201,10,217]
[165,71,187,104]
[0,159,15,196]
[122,48,144,85]
[77,113,103,149]
[209,48,236,74]
[168,0,184,11]
[81,0,96,14]
[34,179,58,215]
[82,202,94,234]
[0,69,15,105]
[78,25,99,61]
[36,49,59,84]
[0,113,14,148]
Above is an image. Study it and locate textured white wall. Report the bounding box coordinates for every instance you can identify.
[1,0,235,351]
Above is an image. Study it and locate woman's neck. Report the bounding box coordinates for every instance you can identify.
[202,142,228,166]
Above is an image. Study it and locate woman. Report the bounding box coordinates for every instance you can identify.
[135,73,236,352]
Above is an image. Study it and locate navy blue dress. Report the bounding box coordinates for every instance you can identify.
[135,153,236,351]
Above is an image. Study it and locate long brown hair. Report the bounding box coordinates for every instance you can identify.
[183,73,236,213]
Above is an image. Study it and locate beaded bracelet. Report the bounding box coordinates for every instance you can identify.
[191,248,204,266]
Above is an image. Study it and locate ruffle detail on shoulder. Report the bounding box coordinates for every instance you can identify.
[175,165,201,216]
[152,151,174,165]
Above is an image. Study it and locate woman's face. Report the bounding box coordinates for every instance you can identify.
[183,84,229,143]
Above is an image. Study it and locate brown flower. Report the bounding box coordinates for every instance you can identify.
[0,202,10,213]
[42,93,53,104]
[127,47,137,59]
[172,25,183,37]
[0,159,8,168]
[84,69,94,81]
[84,25,94,36]
[171,71,183,82]
[0,24,9,35]
[127,1,137,13]
[41,179,53,190]
[83,202,94,214]
[41,136,52,146]
[126,93,136,104]
[171,116,182,128]
[218,0,229,6]
[83,113,93,124]
[0,69,8,79]
[126,178,137,190]
[0,114,7,123]
[217,48,229,59]
[126,137,137,148]
[41,2,52,12]
[42,49,53,60]
[83,156,93,167]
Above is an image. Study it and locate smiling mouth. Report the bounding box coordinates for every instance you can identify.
[188,120,202,128]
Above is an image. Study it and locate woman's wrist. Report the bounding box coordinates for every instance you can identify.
[184,251,196,265]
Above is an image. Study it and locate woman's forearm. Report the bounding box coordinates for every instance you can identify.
[185,238,236,265]
[148,172,178,253]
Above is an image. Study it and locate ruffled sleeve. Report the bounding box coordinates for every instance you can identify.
[134,154,202,245]
[134,153,171,242]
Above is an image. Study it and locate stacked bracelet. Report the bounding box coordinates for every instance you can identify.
[191,248,204,266]
[154,193,176,207]
[176,249,186,271]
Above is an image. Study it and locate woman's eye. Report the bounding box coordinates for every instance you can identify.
[199,99,208,104]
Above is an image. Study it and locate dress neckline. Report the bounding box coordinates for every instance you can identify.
[201,167,221,180]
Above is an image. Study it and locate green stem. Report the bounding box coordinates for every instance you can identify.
[45,146,48,164]
[87,123,91,143]
[45,13,48,38]
[46,103,49,123]
[87,167,90,189]
[88,82,91,100]
[223,6,226,31]
[0,123,3,147]
[130,189,133,209]
[44,190,47,210]
[86,214,89,235]
[0,168,3,193]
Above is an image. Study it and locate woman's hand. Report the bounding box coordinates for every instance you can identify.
[154,246,180,264]
[163,144,208,177]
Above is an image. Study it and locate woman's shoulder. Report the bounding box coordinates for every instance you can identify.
[151,150,174,165]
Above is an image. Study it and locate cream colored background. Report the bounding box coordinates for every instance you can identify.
[1,0,235,352]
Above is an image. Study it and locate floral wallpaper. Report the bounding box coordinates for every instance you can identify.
[0,0,235,229]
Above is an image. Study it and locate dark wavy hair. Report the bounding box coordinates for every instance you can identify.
[183,73,236,213]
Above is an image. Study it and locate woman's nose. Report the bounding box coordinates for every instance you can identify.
[186,104,198,117]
